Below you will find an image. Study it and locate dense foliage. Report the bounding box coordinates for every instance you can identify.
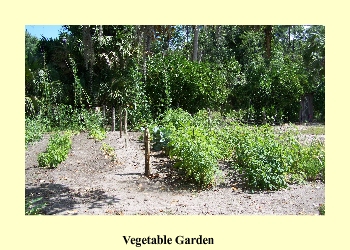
[25,25,325,130]
[150,109,324,190]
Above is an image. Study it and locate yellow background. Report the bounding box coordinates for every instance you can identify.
[1,0,348,249]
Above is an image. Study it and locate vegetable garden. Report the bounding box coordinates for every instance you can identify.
[25,25,325,215]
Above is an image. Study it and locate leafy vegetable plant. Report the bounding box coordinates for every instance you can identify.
[38,131,73,168]
[88,127,107,141]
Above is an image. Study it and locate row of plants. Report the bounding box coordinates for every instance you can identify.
[37,131,73,168]
[25,106,108,215]
[29,105,108,168]
[25,103,107,148]
[148,108,325,190]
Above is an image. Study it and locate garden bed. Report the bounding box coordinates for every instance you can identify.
[25,127,325,215]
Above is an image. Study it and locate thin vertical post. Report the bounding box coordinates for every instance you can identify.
[124,108,128,136]
[112,107,115,131]
[119,107,123,138]
[144,128,150,176]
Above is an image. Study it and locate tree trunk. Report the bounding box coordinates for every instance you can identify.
[288,26,291,50]
[215,25,221,43]
[192,25,199,62]
[264,25,273,59]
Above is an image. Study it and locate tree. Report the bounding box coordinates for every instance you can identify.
[192,25,199,61]
[25,30,40,96]
[25,25,325,126]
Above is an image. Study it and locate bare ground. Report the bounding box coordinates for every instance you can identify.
[25,126,325,215]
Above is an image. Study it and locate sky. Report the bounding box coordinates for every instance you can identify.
[25,25,64,39]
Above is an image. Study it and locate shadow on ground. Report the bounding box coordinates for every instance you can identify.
[25,183,120,215]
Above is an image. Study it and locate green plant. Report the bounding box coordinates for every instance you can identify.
[158,109,223,187]
[230,125,289,191]
[88,127,107,141]
[318,203,325,215]
[101,142,117,161]
[38,131,72,168]
[37,104,107,133]
[25,117,47,148]
[25,197,46,215]
[287,140,325,182]
[168,125,221,187]
[278,129,325,183]
[151,126,172,151]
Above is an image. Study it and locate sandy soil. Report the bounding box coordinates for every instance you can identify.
[25,127,325,215]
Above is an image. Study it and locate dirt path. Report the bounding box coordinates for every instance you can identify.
[25,131,325,215]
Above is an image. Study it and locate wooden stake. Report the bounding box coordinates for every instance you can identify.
[144,128,150,176]
[124,108,128,136]
[112,107,115,131]
[119,107,123,138]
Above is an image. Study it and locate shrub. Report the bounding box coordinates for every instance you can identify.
[231,125,288,191]
[160,108,193,130]
[168,125,221,187]
[230,123,325,190]
[38,131,72,168]
[157,109,223,187]
[282,133,325,183]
